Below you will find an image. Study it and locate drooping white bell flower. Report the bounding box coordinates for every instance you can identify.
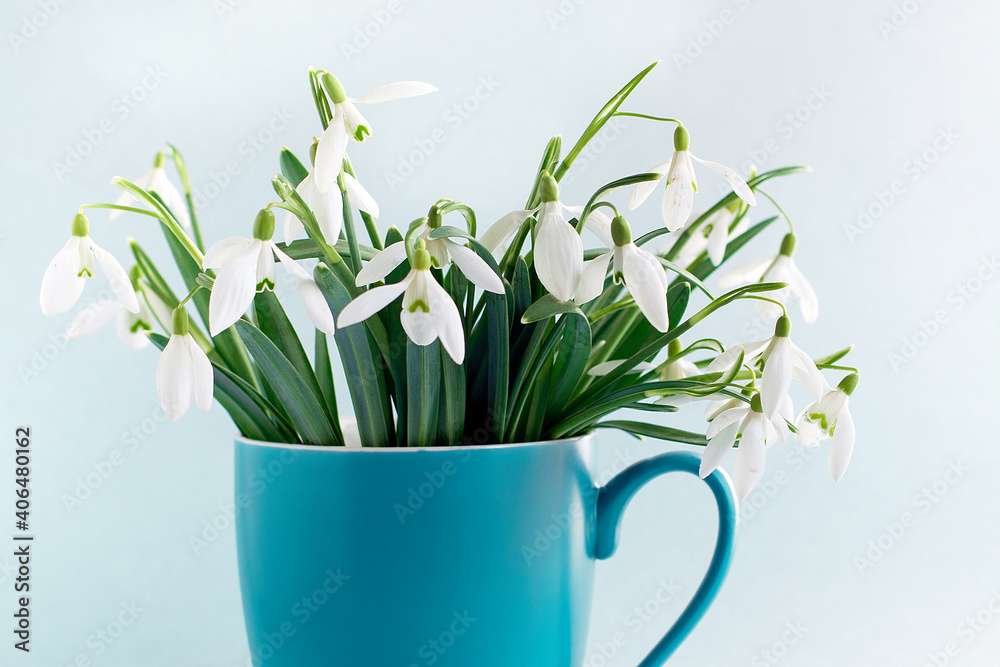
[481,172,610,302]
[313,74,437,193]
[718,233,818,323]
[577,215,670,330]
[111,153,190,229]
[339,242,501,363]
[283,168,379,245]
[40,213,139,317]
[699,393,791,499]
[357,230,504,297]
[739,316,825,419]
[157,307,214,421]
[203,209,336,336]
[628,125,756,232]
[795,373,858,481]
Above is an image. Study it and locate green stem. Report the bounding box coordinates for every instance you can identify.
[338,172,363,275]
[343,157,383,250]
[755,188,795,233]
[79,203,162,219]
[166,143,205,252]
[612,112,682,124]
[112,177,204,266]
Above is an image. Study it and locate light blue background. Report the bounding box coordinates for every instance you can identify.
[1,0,997,665]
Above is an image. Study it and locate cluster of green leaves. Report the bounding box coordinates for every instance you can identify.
[127,63,814,448]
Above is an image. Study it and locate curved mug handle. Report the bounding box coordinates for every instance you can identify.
[595,451,737,666]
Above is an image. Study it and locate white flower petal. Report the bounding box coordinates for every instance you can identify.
[40,237,87,316]
[272,242,336,335]
[203,236,254,269]
[445,239,504,294]
[622,244,670,332]
[576,251,612,304]
[706,344,745,374]
[351,81,438,105]
[480,209,533,255]
[662,153,695,232]
[587,359,655,376]
[534,203,583,302]
[314,110,348,193]
[185,336,214,412]
[255,240,275,289]
[427,279,465,363]
[283,210,305,246]
[343,172,379,217]
[400,309,437,346]
[149,168,191,229]
[157,334,193,421]
[789,260,819,324]
[356,241,408,286]
[208,244,260,336]
[717,256,773,288]
[707,405,749,439]
[690,154,756,206]
[700,421,740,478]
[337,272,413,328]
[760,337,792,418]
[790,342,825,400]
[116,308,151,350]
[91,240,139,313]
[67,299,122,340]
[705,209,733,266]
[627,159,671,210]
[830,400,855,481]
[732,415,768,499]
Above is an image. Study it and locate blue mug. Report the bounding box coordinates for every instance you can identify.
[234,434,737,666]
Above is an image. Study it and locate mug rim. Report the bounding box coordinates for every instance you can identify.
[235,431,595,453]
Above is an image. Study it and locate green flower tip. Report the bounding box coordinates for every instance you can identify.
[610,215,632,246]
[837,372,859,396]
[413,246,432,271]
[252,208,275,241]
[128,264,143,287]
[673,125,690,151]
[774,315,791,338]
[667,338,683,357]
[427,205,442,229]
[171,307,189,336]
[71,213,89,237]
[750,393,764,413]
[322,73,347,104]
[779,233,797,257]
[309,140,319,166]
[539,171,559,203]
[153,152,166,169]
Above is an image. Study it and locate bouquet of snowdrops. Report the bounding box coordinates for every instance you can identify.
[39,63,859,499]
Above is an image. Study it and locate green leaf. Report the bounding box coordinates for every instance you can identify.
[438,348,466,446]
[546,312,591,422]
[667,282,691,328]
[235,320,338,445]
[525,135,563,209]
[314,331,342,442]
[484,287,510,441]
[657,257,714,299]
[252,289,339,437]
[382,227,410,442]
[815,345,855,367]
[688,217,779,281]
[521,294,586,324]
[596,420,708,446]
[406,340,441,447]
[280,148,310,188]
[314,263,394,447]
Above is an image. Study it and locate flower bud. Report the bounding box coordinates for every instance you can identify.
[750,393,763,413]
[309,140,318,167]
[539,171,559,203]
[673,125,690,151]
[667,338,683,357]
[779,233,797,257]
[413,246,432,271]
[322,73,347,104]
[153,152,166,169]
[71,213,90,237]
[774,315,791,338]
[837,372,859,396]
[427,206,442,229]
[610,215,632,246]
[171,307,189,336]
[252,209,275,241]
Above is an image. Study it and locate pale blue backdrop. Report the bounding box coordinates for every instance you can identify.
[1,0,997,665]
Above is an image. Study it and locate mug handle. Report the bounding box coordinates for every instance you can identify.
[595,451,737,666]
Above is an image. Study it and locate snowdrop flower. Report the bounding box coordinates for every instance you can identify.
[283,167,379,245]
[157,307,213,421]
[314,74,437,193]
[40,213,139,317]
[481,172,609,302]
[719,233,817,323]
[203,209,336,336]
[699,393,791,499]
[112,153,190,229]
[340,241,503,363]
[667,202,749,267]
[577,215,670,330]
[66,268,156,349]
[795,373,858,481]
[658,339,700,381]
[740,316,825,418]
[628,125,756,232]
[357,215,504,296]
